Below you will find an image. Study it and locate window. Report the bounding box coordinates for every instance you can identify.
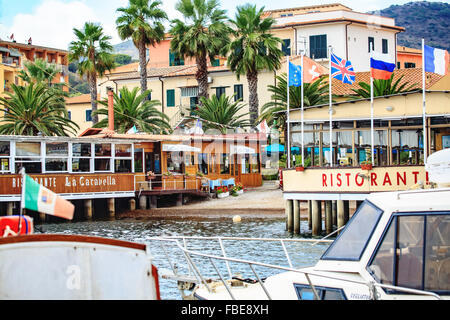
[404,62,416,68]
[322,201,383,261]
[67,111,71,120]
[134,148,144,173]
[294,284,346,300]
[167,89,175,107]
[169,49,184,66]
[45,142,68,172]
[282,39,291,56]
[368,213,450,293]
[216,87,226,98]
[211,59,220,67]
[114,144,132,173]
[86,110,92,122]
[397,62,401,69]
[368,37,375,52]
[15,142,42,173]
[309,35,327,59]
[94,143,111,172]
[166,151,183,174]
[382,39,388,54]
[0,141,10,172]
[234,84,243,102]
[72,143,91,172]
[220,154,230,174]
[115,144,132,157]
[198,153,208,175]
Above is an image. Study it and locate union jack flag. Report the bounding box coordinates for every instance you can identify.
[331,53,356,85]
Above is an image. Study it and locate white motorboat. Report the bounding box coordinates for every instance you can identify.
[155,150,450,300]
[0,219,160,300]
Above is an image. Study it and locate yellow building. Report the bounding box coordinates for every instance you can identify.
[65,94,105,136]
[0,46,24,99]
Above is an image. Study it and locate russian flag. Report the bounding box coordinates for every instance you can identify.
[424,45,449,76]
[370,51,396,80]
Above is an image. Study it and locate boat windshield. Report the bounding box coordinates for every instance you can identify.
[321,201,383,261]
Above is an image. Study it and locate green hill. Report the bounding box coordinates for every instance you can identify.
[371,1,450,51]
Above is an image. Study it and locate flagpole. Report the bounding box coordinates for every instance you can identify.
[370,44,375,166]
[422,38,427,165]
[287,56,291,169]
[328,46,333,167]
[19,167,26,234]
[301,53,305,167]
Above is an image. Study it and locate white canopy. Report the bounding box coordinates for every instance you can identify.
[162,144,201,153]
[230,145,256,155]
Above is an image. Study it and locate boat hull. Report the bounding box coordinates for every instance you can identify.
[0,234,159,300]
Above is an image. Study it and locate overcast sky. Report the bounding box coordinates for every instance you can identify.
[0,0,449,50]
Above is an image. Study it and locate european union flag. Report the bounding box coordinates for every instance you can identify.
[288,62,302,87]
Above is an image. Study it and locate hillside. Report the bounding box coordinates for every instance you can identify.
[371,1,450,51]
[113,40,139,61]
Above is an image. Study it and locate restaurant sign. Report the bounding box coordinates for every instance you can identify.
[1,173,135,195]
[283,166,428,193]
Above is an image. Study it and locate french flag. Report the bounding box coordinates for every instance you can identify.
[370,51,396,80]
[424,45,449,76]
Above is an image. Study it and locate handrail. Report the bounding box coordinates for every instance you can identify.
[148,237,442,300]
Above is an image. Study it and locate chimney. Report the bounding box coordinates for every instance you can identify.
[107,87,114,132]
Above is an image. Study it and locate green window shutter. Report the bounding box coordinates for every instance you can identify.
[212,59,220,67]
[216,87,226,98]
[169,50,175,66]
[167,89,175,107]
[309,35,327,59]
[234,84,243,102]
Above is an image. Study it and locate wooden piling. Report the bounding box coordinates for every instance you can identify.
[344,200,350,224]
[332,200,337,227]
[293,200,300,234]
[139,195,147,210]
[149,196,157,209]
[337,200,345,233]
[129,198,136,211]
[308,200,312,229]
[84,199,93,220]
[285,200,293,231]
[325,200,333,235]
[107,198,115,218]
[311,200,322,236]
[176,194,183,207]
[6,202,14,216]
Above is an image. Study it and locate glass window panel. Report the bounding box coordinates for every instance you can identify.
[72,158,90,172]
[425,215,450,291]
[396,216,424,289]
[114,159,132,173]
[322,289,346,300]
[0,141,10,156]
[166,152,183,174]
[115,144,132,157]
[16,142,41,157]
[46,142,68,156]
[45,158,68,171]
[134,148,143,173]
[220,154,230,174]
[15,161,42,173]
[95,159,111,171]
[198,153,208,175]
[95,143,111,157]
[322,202,383,260]
[0,158,10,171]
[368,218,396,285]
[72,143,91,157]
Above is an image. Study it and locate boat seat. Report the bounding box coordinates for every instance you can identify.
[397,253,422,289]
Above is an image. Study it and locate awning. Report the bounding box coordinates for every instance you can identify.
[230,145,256,154]
[162,144,201,152]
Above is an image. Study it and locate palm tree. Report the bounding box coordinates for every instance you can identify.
[19,58,59,86]
[259,74,330,133]
[0,83,79,136]
[191,94,251,134]
[116,0,167,95]
[69,22,115,124]
[92,86,171,134]
[350,74,419,99]
[226,4,283,126]
[169,0,230,101]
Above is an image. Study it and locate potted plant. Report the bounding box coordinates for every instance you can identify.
[234,183,244,195]
[216,186,229,198]
[295,166,305,172]
[360,161,373,170]
[146,171,155,181]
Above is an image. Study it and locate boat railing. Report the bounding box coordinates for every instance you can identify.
[148,236,442,301]
[134,174,204,193]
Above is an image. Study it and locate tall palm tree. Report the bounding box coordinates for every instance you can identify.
[169,0,230,101]
[116,0,167,95]
[349,74,419,99]
[192,94,251,134]
[69,22,115,124]
[226,4,283,126]
[259,74,330,133]
[92,86,171,134]
[0,83,79,136]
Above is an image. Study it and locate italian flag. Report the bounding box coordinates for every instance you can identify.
[21,172,74,220]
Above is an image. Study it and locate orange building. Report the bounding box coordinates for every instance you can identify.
[0,40,69,92]
[396,46,422,70]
